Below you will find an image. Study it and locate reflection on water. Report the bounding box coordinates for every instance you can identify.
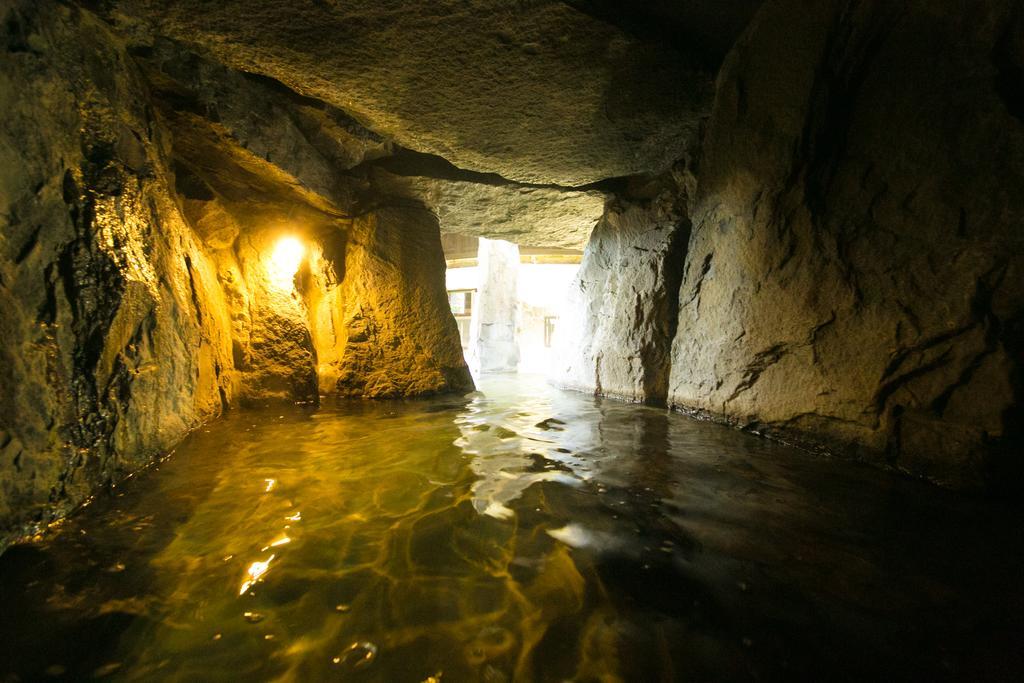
[1,375,1022,681]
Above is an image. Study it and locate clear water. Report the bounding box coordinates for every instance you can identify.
[1,375,1021,681]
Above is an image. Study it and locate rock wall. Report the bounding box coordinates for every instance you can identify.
[0,1,474,547]
[330,207,474,398]
[668,0,1024,490]
[553,173,690,404]
[135,31,475,403]
[231,230,320,405]
[0,1,235,543]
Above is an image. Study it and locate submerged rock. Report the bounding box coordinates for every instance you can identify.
[333,641,378,670]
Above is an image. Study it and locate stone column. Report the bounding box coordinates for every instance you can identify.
[331,207,475,397]
[553,197,689,404]
[471,238,520,374]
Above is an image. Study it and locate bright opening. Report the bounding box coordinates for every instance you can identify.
[443,235,581,378]
[269,236,305,290]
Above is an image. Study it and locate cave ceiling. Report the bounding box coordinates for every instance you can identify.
[104,0,763,246]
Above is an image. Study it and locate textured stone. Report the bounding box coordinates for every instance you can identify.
[142,41,474,404]
[104,0,714,185]
[554,172,690,403]
[137,38,391,205]
[0,0,235,544]
[0,1,474,548]
[143,39,604,250]
[668,0,1024,490]
[229,230,321,405]
[164,123,473,406]
[370,167,605,250]
[330,207,474,398]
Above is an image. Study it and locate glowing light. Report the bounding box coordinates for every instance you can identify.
[239,554,275,595]
[261,535,291,551]
[268,236,305,290]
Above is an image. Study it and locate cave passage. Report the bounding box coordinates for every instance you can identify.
[443,235,582,378]
[2,374,1021,681]
[2,0,1023,679]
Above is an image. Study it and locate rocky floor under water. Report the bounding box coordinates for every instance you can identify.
[0,376,1022,681]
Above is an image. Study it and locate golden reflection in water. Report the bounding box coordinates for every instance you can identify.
[2,376,1019,681]
[261,535,291,551]
[238,554,275,596]
[77,377,637,679]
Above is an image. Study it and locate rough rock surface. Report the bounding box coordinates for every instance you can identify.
[140,40,605,250]
[331,207,474,397]
[370,167,605,250]
[554,173,690,403]
[138,37,474,404]
[231,230,321,405]
[0,1,235,543]
[0,1,474,547]
[136,37,392,207]
[668,0,1024,490]
[104,0,714,185]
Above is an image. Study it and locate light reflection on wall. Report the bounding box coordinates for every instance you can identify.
[268,236,306,290]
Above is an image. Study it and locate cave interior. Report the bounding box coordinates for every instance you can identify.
[0,0,1022,680]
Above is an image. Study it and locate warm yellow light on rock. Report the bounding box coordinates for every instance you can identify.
[269,236,305,290]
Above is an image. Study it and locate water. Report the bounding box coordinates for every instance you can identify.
[1,375,1021,681]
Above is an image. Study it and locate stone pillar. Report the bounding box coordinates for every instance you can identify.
[331,206,474,397]
[553,197,689,404]
[471,238,520,374]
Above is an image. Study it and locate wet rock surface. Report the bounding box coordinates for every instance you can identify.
[0,0,235,547]
[0,0,474,547]
[554,170,691,404]
[668,0,1024,489]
